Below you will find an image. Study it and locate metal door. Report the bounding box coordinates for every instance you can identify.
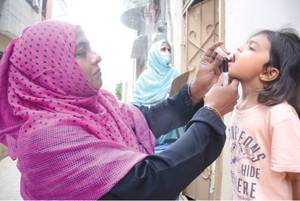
[181,0,221,200]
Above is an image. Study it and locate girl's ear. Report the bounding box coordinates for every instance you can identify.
[259,66,279,82]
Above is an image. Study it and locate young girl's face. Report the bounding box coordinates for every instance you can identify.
[229,34,271,82]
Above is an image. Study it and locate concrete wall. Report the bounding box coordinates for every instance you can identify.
[0,0,43,159]
[0,33,10,52]
[0,0,42,38]
[221,0,300,199]
[0,145,8,160]
[169,0,183,72]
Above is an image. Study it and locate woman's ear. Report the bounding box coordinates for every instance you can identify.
[259,66,279,82]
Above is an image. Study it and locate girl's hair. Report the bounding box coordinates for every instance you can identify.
[253,28,300,117]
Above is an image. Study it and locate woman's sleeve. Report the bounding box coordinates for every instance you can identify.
[101,107,226,200]
[137,84,203,138]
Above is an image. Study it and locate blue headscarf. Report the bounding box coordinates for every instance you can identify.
[132,40,179,105]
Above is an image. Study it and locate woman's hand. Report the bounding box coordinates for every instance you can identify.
[204,79,239,116]
[189,42,224,106]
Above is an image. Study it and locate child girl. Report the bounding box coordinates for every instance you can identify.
[227,28,300,200]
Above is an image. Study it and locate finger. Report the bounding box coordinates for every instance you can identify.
[211,50,218,59]
[204,42,223,57]
[211,76,219,85]
[217,74,224,84]
[211,56,223,68]
[218,48,231,56]
[202,50,217,63]
[215,47,228,58]
[230,79,239,88]
[213,79,222,86]
[224,50,231,55]
[213,61,222,76]
[209,51,218,63]
[204,41,224,57]
[217,63,223,74]
[202,55,212,63]
[215,53,224,61]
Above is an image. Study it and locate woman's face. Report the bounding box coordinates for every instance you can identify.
[159,42,172,65]
[229,34,271,82]
[160,42,171,53]
[75,29,102,90]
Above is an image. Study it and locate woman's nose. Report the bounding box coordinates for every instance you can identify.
[92,52,102,64]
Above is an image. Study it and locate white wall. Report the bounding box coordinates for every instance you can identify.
[225,0,300,52]
[221,0,300,199]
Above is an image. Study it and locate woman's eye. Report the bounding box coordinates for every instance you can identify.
[75,50,86,57]
[161,47,171,52]
[75,43,90,57]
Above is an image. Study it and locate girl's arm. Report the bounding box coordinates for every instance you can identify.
[287,172,300,200]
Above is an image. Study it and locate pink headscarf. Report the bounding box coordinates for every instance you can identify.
[0,21,155,199]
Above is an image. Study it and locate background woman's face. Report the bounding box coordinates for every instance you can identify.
[159,42,172,65]
[75,28,103,90]
[160,42,171,53]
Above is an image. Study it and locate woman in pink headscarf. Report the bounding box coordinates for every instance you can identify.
[0,21,238,199]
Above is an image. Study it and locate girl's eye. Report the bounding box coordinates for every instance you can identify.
[248,45,256,51]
